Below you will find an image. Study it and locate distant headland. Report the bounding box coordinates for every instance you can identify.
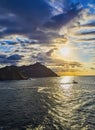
[0,62,58,81]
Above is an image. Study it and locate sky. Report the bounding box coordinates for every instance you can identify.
[0,0,95,75]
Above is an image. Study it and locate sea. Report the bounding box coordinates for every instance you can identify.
[0,76,95,130]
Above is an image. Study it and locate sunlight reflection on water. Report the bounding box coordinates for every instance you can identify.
[0,76,95,130]
[59,76,74,97]
[60,76,74,84]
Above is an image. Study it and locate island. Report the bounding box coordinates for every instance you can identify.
[0,62,58,80]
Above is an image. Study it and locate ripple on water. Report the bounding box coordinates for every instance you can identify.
[0,76,95,130]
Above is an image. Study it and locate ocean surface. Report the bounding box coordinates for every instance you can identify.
[0,76,95,130]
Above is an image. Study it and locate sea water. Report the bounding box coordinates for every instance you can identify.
[0,76,95,130]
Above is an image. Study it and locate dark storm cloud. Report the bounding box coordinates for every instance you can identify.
[0,0,82,42]
[0,54,6,59]
[7,54,23,61]
[44,3,82,29]
[0,54,23,65]
[0,0,52,38]
[0,40,17,45]
[0,0,51,24]
[0,37,38,46]
[76,30,95,35]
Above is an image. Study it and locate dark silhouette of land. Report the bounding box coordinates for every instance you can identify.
[0,62,58,80]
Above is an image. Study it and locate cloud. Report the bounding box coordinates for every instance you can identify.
[0,54,6,59]
[90,67,95,70]
[46,48,56,56]
[0,0,51,24]
[7,54,23,61]
[58,6,95,64]
[0,54,24,66]
[0,0,83,43]
[47,57,83,73]
[0,0,52,41]
[0,0,94,75]
[44,3,82,29]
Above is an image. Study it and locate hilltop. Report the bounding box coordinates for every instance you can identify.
[0,62,58,80]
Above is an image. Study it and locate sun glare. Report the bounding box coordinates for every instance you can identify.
[60,47,70,57]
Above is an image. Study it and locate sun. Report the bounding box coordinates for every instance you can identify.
[60,47,70,57]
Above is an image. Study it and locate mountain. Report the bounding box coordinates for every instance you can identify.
[0,62,58,80]
[19,62,58,78]
[0,66,28,81]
